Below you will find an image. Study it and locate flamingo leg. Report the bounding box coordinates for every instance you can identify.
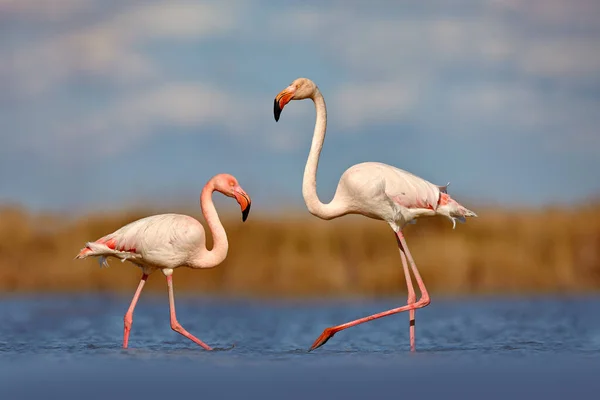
[396,233,417,352]
[166,275,212,351]
[123,273,148,349]
[309,230,430,351]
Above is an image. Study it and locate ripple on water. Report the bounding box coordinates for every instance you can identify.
[1,295,600,400]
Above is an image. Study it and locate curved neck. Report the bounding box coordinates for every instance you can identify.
[192,181,228,268]
[302,88,346,220]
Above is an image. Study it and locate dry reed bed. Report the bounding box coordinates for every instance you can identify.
[0,203,599,297]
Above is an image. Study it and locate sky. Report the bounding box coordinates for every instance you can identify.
[1,0,599,213]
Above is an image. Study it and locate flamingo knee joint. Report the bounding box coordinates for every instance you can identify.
[419,296,431,307]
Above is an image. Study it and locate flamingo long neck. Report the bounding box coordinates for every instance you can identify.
[302,89,347,220]
[191,181,228,268]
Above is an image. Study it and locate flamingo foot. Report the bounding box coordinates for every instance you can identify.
[309,327,337,352]
[123,326,131,349]
[171,321,213,351]
[212,343,236,351]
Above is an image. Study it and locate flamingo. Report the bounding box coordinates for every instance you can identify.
[75,173,251,350]
[273,78,477,352]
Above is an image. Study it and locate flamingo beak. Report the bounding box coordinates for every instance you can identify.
[274,86,295,122]
[233,187,251,222]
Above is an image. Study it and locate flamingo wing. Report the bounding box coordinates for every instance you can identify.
[76,214,205,268]
[378,164,442,211]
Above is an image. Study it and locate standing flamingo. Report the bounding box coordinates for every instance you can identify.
[75,173,251,350]
[273,78,477,352]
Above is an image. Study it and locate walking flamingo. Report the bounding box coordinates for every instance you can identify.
[75,173,251,350]
[273,78,477,352]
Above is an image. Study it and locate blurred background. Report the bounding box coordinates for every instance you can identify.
[1,0,599,298]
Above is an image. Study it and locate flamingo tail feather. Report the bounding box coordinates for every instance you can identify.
[74,241,138,268]
[436,193,477,229]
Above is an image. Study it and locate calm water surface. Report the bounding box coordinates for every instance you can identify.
[1,294,599,399]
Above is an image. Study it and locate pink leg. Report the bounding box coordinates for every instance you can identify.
[309,230,430,351]
[396,233,417,352]
[123,273,148,349]
[166,275,212,351]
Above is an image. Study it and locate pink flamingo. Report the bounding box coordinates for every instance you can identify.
[274,78,477,352]
[75,173,251,350]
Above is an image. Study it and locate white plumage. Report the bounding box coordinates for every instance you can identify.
[274,77,477,352]
[78,214,205,272]
[334,161,476,231]
[74,173,251,350]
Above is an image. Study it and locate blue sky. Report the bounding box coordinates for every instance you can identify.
[1,0,599,213]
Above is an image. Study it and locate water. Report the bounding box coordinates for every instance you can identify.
[1,294,600,399]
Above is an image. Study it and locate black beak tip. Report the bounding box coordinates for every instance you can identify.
[273,99,281,122]
[242,203,251,222]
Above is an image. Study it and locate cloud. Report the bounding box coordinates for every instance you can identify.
[42,80,298,159]
[491,0,600,27]
[2,0,600,163]
[48,82,257,156]
[518,37,600,78]
[1,0,599,210]
[448,82,547,129]
[267,1,600,154]
[273,1,600,80]
[1,1,241,98]
[0,0,93,21]
[329,80,423,129]
[436,79,600,157]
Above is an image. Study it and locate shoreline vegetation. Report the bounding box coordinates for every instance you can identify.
[1,201,599,297]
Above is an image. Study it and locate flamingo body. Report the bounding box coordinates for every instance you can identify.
[332,161,474,230]
[77,214,207,273]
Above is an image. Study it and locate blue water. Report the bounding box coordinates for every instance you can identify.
[1,294,600,399]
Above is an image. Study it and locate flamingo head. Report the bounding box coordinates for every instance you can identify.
[213,174,251,222]
[273,77,318,121]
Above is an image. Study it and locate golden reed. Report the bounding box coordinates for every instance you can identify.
[1,202,599,297]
